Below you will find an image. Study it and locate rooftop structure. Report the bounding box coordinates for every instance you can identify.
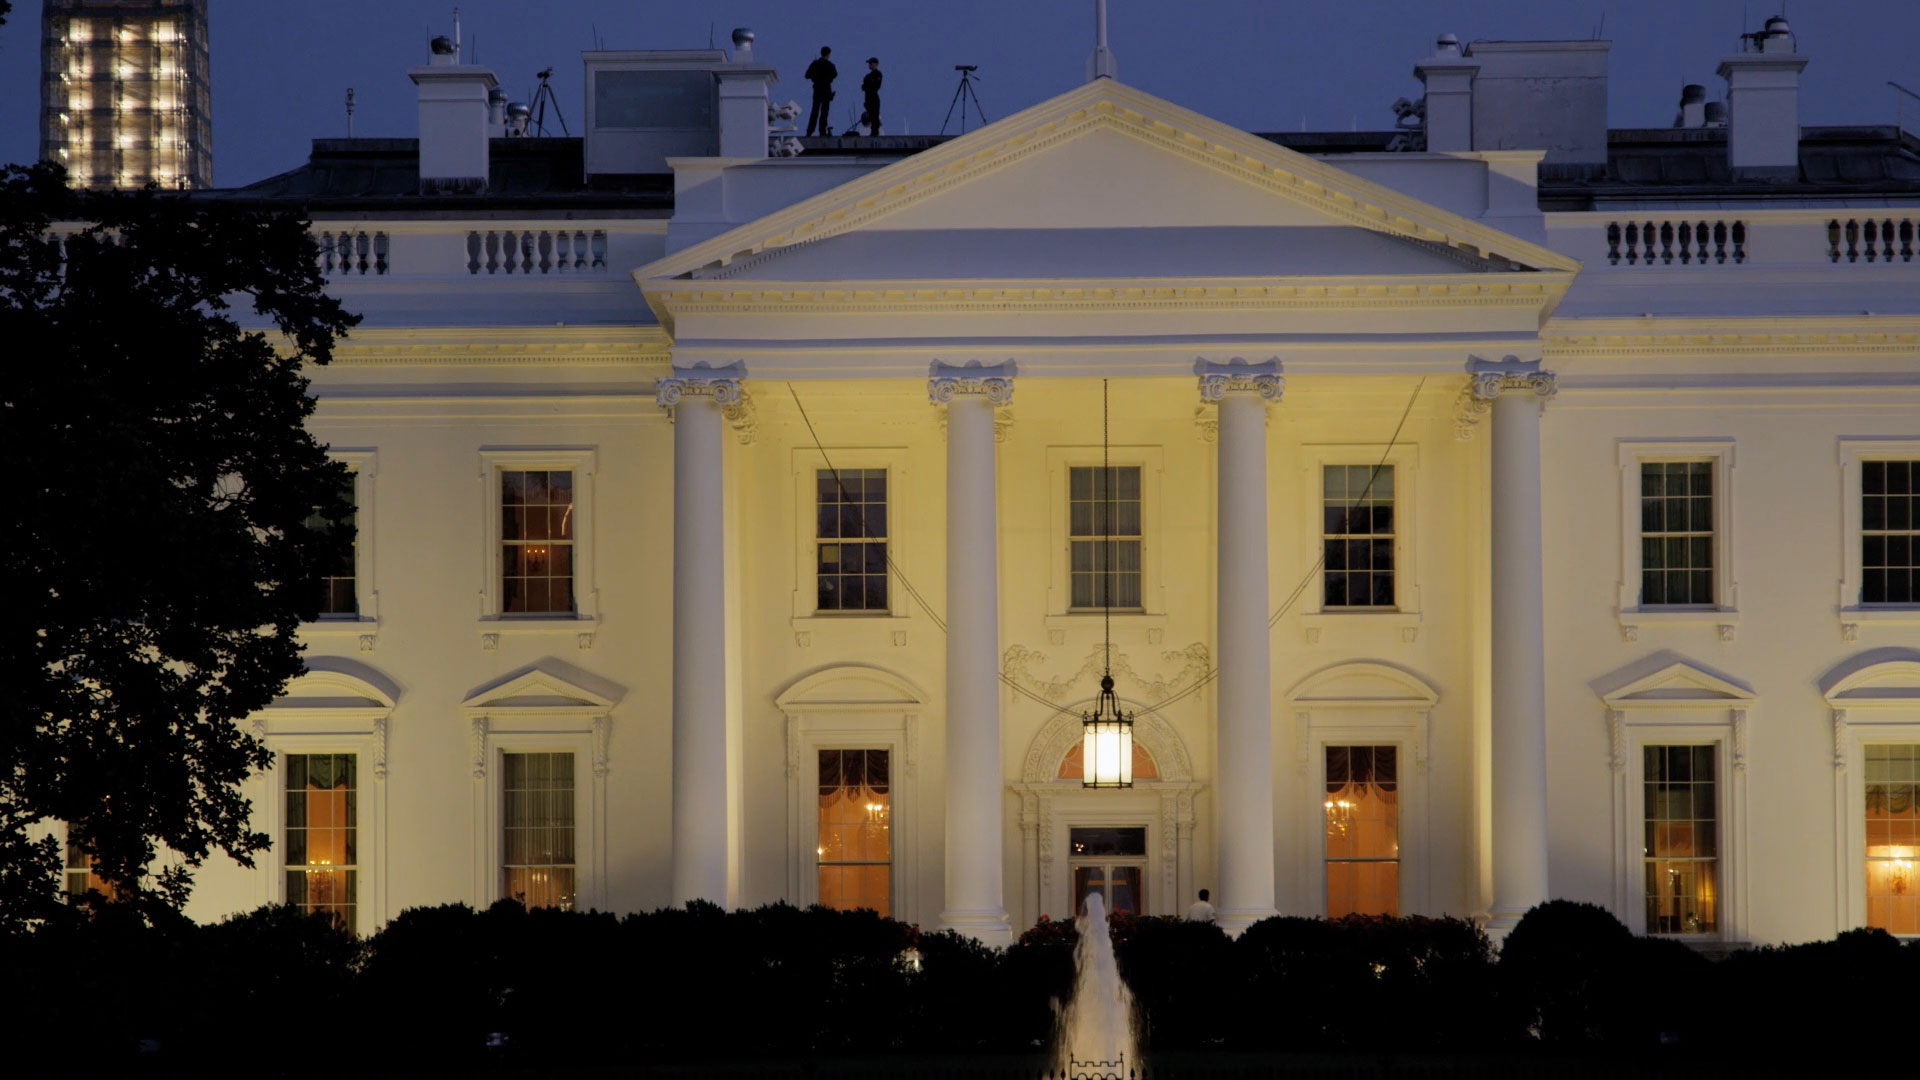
[39,0,212,189]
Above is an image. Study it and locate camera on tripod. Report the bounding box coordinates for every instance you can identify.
[955,65,978,72]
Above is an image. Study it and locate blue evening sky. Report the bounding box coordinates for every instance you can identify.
[1,1,1916,187]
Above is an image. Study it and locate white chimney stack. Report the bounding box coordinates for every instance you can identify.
[410,35,498,193]
[716,28,777,158]
[1717,16,1808,179]
[1413,34,1477,152]
[1675,84,1707,129]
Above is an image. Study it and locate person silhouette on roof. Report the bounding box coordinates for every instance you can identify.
[804,47,837,136]
[861,57,883,136]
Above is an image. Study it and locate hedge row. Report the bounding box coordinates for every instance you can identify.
[6,899,1919,1067]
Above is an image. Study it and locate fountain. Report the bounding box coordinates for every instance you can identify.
[1059,891,1135,1077]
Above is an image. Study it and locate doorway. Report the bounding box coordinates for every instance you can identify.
[1068,826,1147,915]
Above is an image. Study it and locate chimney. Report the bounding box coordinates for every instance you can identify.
[1717,16,1807,179]
[409,36,498,193]
[1464,39,1610,166]
[716,27,777,158]
[488,86,508,138]
[1414,34,1478,152]
[1674,84,1707,129]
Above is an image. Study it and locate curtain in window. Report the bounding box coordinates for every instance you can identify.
[1325,745,1399,917]
[818,749,891,916]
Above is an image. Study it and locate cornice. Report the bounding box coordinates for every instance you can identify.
[647,273,1571,319]
[633,81,1578,285]
[1545,315,1920,359]
[322,325,673,367]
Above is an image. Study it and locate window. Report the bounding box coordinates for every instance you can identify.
[65,834,110,903]
[1322,465,1395,609]
[285,753,357,932]
[501,469,575,615]
[817,749,890,916]
[1865,744,1920,934]
[1640,462,1714,606]
[1863,461,1919,605]
[1069,827,1146,917]
[1644,745,1716,935]
[502,752,576,911]
[1069,466,1141,610]
[815,468,888,612]
[1324,745,1399,916]
[309,471,357,617]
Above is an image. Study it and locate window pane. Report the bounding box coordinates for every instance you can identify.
[818,749,891,915]
[503,752,576,911]
[1643,744,1716,934]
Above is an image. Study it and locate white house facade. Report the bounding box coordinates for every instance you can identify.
[147,21,1920,948]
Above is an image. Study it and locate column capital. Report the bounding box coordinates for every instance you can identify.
[1455,355,1556,439]
[928,359,1016,407]
[1195,357,1283,402]
[656,361,745,411]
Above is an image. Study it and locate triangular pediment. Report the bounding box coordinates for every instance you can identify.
[637,80,1576,291]
[1601,659,1755,709]
[462,660,620,713]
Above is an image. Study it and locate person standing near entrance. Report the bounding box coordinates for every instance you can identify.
[804,47,837,136]
[860,57,883,136]
[1186,888,1216,923]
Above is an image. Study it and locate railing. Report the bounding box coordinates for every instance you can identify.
[465,228,608,275]
[1828,218,1917,263]
[317,230,388,276]
[1605,219,1746,266]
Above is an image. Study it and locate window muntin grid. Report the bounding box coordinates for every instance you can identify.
[1640,462,1715,606]
[1865,744,1920,934]
[1321,465,1395,609]
[285,753,357,933]
[501,470,575,615]
[1069,466,1142,611]
[308,472,357,617]
[1643,744,1716,935]
[817,749,890,916]
[815,468,889,612]
[1325,745,1399,916]
[502,752,576,911]
[1863,460,1919,605]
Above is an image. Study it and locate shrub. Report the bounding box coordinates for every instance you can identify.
[1497,899,1637,1044]
[1111,915,1237,1051]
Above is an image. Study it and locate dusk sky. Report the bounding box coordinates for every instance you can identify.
[2,1,1916,188]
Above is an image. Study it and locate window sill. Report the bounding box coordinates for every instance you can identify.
[477,615,599,651]
[1840,607,1920,641]
[790,612,912,649]
[299,618,380,651]
[1617,608,1740,643]
[1299,609,1421,644]
[1044,612,1166,629]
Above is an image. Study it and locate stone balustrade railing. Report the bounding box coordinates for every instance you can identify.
[1828,218,1918,263]
[1550,211,1920,270]
[1604,219,1746,266]
[465,228,608,275]
[301,221,665,282]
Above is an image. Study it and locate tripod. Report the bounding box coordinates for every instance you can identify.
[531,68,570,136]
[940,65,988,135]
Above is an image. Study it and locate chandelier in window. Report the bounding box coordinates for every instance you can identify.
[1082,378,1134,789]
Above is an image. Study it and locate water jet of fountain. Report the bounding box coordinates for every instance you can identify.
[1059,891,1135,1075]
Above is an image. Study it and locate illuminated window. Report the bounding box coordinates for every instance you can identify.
[815,468,888,612]
[502,752,576,910]
[1325,745,1398,916]
[65,833,112,903]
[1069,466,1141,610]
[67,19,92,43]
[501,470,574,614]
[1057,741,1157,781]
[285,753,357,932]
[1644,744,1716,934]
[1640,462,1714,605]
[1322,465,1395,609]
[1866,744,1920,933]
[153,21,178,44]
[817,749,890,916]
[1863,461,1919,605]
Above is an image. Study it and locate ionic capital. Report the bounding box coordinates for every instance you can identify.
[928,359,1016,407]
[656,361,746,411]
[1455,355,1555,439]
[1195,357,1283,403]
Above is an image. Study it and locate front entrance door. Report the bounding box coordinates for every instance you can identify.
[1068,826,1146,915]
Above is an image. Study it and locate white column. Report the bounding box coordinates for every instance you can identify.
[930,360,1014,947]
[1468,359,1557,935]
[1199,358,1283,937]
[658,366,742,907]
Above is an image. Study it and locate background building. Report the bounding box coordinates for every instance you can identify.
[87,16,1920,949]
[39,0,211,188]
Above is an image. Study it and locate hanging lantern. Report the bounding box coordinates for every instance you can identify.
[1081,674,1134,789]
